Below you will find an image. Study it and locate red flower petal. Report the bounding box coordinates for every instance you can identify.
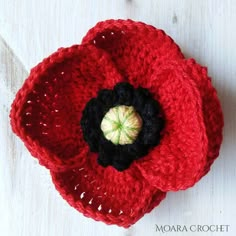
[185,59,223,174]
[82,19,184,79]
[50,153,166,227]
[10,45,123,171]
[131,60,222,191]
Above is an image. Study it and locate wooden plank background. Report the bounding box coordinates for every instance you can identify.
[0,0,235,235]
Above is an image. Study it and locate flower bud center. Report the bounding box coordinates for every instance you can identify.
[101,105,142,145]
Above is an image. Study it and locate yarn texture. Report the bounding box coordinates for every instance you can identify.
[10,19,223,228]
[100,105,142,145]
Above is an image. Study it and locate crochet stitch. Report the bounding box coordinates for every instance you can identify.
[10,19,223,228]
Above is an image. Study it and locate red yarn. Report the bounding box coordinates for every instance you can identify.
[10,19,223,227]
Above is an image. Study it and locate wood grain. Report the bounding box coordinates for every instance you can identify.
[0,0,236,235]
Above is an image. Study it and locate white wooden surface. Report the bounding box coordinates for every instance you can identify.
[0,0,236,235]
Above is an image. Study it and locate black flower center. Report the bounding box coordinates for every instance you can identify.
[80,82,164,171]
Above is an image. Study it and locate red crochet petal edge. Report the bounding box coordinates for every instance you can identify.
[10,44,123,172]
[82,19,184,76]
[132,60,211,191]
[50,153,166,228]
[185,59,224,176]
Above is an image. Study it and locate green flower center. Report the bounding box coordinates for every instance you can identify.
[100,105,143,145]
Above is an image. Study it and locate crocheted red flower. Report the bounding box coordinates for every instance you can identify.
[10,19,223,228]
